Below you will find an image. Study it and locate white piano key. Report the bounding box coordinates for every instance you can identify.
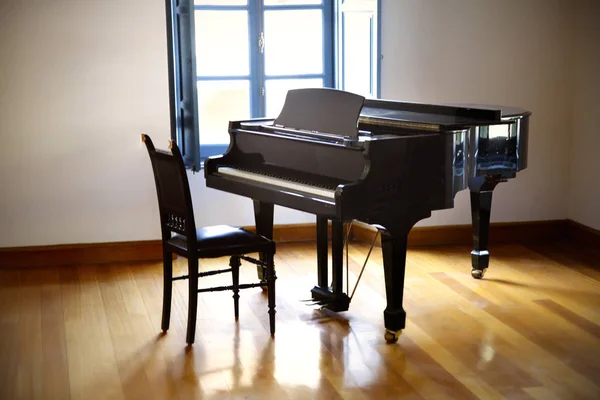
[217,167,336,200]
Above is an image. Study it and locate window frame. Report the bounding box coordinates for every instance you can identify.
[164,0,381,172]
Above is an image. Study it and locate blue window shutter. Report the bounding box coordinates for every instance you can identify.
[375,0,382,98]
[165,0,201,172]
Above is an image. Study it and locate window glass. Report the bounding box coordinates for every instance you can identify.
[198,80,251,145]
[264,0,321,5]
[195,0,247,5]
[195,11,249,76]
[264,10,323,76]
[342,11,372,96]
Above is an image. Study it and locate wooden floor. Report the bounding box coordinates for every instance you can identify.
[1,239,600,400]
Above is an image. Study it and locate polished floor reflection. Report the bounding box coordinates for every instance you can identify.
[1,239,599,399]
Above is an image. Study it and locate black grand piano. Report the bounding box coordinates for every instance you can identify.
[204,88,531,343]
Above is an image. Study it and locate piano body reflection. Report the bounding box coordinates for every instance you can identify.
[204,88,531,342]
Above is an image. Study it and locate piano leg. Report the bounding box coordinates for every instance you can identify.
[316,216,329,289]
[253,200,274,284]
[380,228,408,344]
[469,176,500,279]
[311,217,350,312]
[377,210,430,343]
[331,219,345,298]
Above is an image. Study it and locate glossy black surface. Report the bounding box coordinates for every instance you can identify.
[275,87,365,138]
[361,100,501,132]
[204,88,531,335]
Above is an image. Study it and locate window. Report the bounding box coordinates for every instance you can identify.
[165,0,380,171]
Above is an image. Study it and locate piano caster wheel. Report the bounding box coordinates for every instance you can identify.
[471,269,486,279]
[384,329,402,343]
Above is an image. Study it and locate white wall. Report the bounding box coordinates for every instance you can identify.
[380,0,573,227]
[0,0,588,248]
[1,0,169,247]
[568,0,600,231]
[0,0,313,248]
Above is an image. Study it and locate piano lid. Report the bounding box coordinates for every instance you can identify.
[359,99,522,132]
[273,88,365,139]
[443,103,532,119]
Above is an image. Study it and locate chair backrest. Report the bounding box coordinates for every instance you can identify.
[142,134,196,243]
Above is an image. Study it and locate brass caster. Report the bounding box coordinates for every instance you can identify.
[384,329,402,343]
[259,277,268,291]
[471,268,486,279]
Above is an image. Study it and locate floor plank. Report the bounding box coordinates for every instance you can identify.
[0,240,599,399]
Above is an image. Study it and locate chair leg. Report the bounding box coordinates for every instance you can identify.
[230,256,241,321]
[186,258,199,345]
[265,252,277,337]
[161,250,173,332]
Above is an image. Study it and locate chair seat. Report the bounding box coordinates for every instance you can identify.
[167,225,274,256]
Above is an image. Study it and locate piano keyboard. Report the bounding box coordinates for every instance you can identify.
[217,167,337,200]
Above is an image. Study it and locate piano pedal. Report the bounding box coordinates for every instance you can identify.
[300,298,329,307]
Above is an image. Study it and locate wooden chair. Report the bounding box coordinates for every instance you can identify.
[142,134,277,345]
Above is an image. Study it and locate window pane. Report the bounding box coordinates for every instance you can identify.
[342,12,372,96]
[195,0,247,5]
[339,0,376,12]
[195,11,249,76]
[264,0,321,5]
[264,10,323,76]
[198,80,250,145]
[265,78,323,117]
